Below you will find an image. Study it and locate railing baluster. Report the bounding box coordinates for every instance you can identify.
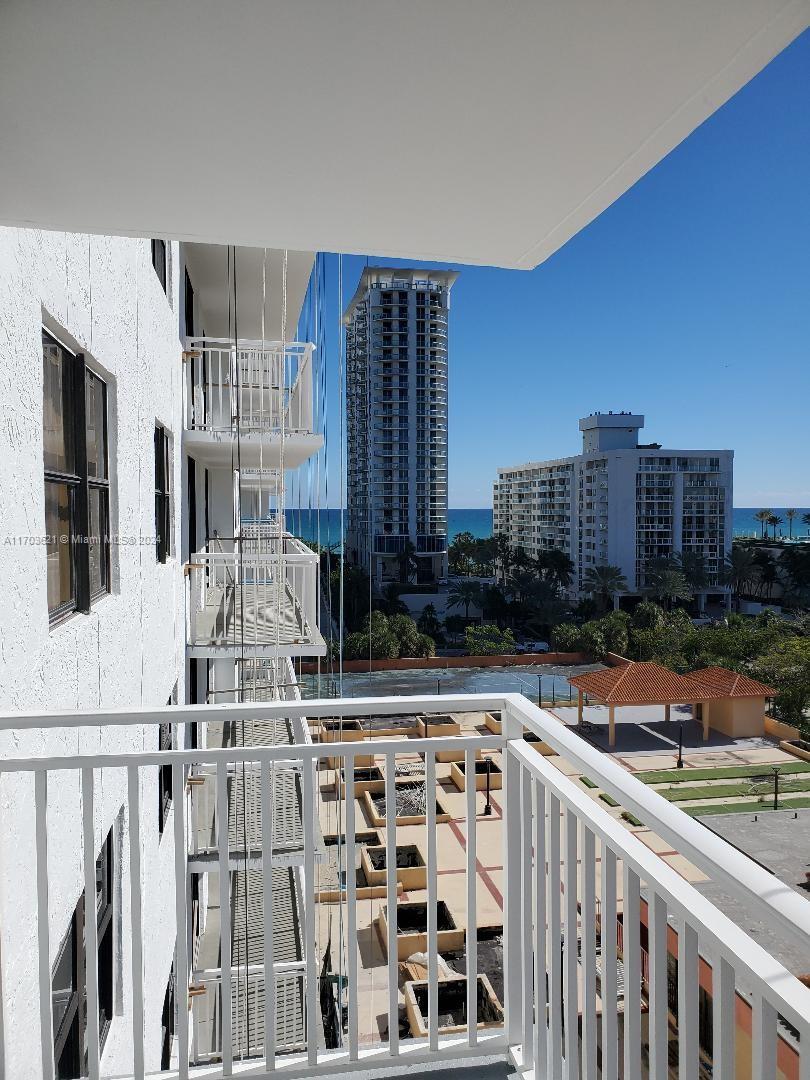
[623,866,641,1080]
[648,890,669,1080]
[548,793,563,1079]
[521,765,534,1069]
[303,757,317,1066]
[81,768,100,1080]
[677,918,699,1080]
[217,762,233,1075]
[563,808,579,1080]
[581,824,597,1080]
[345,751,359,1059]
[751,992,777,1080]
[465,747,478,1049]
[712,955,735,1080]
[173,762,189,1079]
[600,846,618,1080]
[426,749,439,1052]
[533,778,548,1080]
[35,770,55,1080]
[384,749,399,1055]
[127,767,145,1080]
[260,760,276,1070]
[504,714,523,1051]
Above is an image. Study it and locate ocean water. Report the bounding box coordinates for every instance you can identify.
[285,507,810,545]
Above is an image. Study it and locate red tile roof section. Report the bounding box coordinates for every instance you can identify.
[684,666,775,699]
[569,661,774,703]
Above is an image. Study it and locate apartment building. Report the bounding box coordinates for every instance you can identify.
[0,230,324,1077]
[344,268,457,587]
[493,413,733,603]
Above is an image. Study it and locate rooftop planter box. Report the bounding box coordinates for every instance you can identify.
[450,756,503,792]
[417,713,461,738]
[417,713,471,761]
[377,900,465,960]
[356,713,420,738]
[523,731,556,756]
[782,739,810,763]
[484,711,501,735]
[361,843,427,891]
[334,765,386,797]
[363,782,452,828]
[404,974,503,1038]
[316,719,374,768]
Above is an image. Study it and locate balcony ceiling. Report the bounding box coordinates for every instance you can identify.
[1,1,807,269]
[184,245,315,341]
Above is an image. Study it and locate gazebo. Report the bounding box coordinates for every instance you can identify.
[568,661,774,747]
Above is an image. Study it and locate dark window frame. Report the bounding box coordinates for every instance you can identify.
[151,239,167,293]
[43,330,111,624]
[154,425,171,563]
[158,721,173,835]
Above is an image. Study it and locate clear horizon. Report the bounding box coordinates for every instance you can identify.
[297,31,810,511]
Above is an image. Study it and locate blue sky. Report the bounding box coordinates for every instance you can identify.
[298,30,810,510]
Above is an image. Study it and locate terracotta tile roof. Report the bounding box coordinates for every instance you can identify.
[683,666,775,699]
[568,662,701,705]
[569,661,775,704]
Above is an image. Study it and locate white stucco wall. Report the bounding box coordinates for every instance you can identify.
[0,227,185,1078]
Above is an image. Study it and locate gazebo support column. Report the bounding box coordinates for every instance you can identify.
[578,689,583,725]
[609,704,616,747]
[703,701,710,741]
[664,703,671,723]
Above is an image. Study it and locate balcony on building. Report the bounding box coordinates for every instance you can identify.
[183,337,323,469]
[187,533,325,658]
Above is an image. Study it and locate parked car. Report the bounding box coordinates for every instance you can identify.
[516,640,550,654]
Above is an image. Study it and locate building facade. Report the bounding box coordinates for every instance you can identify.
[344,268,457,588]
[0,228,324,1077]
[493,413,733,603]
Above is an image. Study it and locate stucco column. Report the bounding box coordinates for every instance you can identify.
[578,689,583,724]
[702,701,710,741]
[609,704,616,747]
[613,593,620,611]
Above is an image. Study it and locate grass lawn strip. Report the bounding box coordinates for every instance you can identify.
[684,796,810,817]
[633,761,810,785]
[659,776,810,803]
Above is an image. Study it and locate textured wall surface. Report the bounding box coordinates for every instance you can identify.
[0,228,185,1077]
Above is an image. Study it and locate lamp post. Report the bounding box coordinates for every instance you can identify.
[537,674,542,706]
[483,756,493,816]
[772,766,781,811]
[676,720,684,769]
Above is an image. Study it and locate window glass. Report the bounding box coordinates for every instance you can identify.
[85,370,107,481]
[51,919,77,1041]
[88,487,108,598]
[43,332,74,474]
[45,482,74,612]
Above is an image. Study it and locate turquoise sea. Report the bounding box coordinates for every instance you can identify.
[287,507,810,545]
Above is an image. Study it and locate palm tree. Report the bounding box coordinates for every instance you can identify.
[643,556,692,610]
[767,514,783,540]
[720,546,756,605]
[803,512,810,536]
[752,549,778,598]
[448,579,483,621]
[493,534,515,581]
[786,508,798,539]
[582,564,627,612]
[396,540,419,584]
[754,508,773,539]
[377,582,408,616]
[536,549,575,591]
[677,551,710,592]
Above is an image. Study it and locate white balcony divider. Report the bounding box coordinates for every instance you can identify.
[185,338,314,436]
[2,694,810,1079]
[187,539,322,657]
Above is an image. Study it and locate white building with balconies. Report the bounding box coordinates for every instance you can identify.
[494,414,733,606]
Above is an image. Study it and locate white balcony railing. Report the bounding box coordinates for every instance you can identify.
[187,538,323,656]
[185,337,314,436]
[2,694,810,1080]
